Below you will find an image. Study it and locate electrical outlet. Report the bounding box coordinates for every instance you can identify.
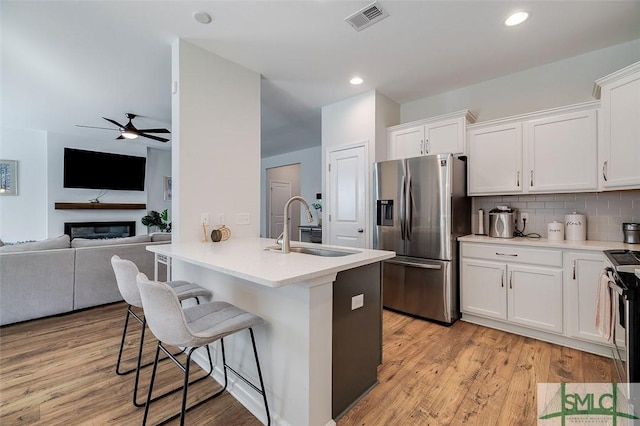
[351,294,364,310]
[520,212,529,227]
[200,213,209,226]
[236,213,250,225]
[217,213,225,225]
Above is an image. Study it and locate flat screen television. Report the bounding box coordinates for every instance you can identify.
[63,148,146,191]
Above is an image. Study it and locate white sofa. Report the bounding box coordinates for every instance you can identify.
[0,233,171,326]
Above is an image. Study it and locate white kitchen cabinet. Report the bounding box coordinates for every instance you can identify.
[461,258,507,320]
[467,122,523,195]
[594,61,640,190]
[507,263,563,333]
[525,109,598,193]
[387,110,475,160]
[460,243,563,334]
[467,101,599,196]
[388,126,424,159]
[564,251,624,347]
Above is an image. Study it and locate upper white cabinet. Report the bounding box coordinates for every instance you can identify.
[594,61,640,190]
[467,101,599,196]
[468,122,523,194]
[525,109,598,193]
[387,110,476,160]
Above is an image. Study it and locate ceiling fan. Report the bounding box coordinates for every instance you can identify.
[76,113,171,142]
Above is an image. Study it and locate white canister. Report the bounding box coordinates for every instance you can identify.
[565,212,587,241]
[547,221,565,241]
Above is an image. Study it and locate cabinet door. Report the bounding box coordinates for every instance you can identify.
[564,251,622,347]
[468,123,523,195]
[424,117,464,155]
[526,109,597,193]
[507,264,563,333]
[600,71,640,190]
[460,258,507,320]
[388,126,424,160]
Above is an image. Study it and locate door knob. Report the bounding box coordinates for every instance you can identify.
[357,228,364,233]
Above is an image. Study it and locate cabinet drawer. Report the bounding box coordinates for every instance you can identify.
[461,242,562,267]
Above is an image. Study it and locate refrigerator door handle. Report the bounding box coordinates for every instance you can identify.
[400,175,406,240]
[385,258,442,270]
[406,174,413,241]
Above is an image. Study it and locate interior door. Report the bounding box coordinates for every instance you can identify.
[327,144,367,248]
[269,180,291,239]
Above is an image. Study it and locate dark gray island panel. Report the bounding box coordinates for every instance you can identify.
[332,262,382,419]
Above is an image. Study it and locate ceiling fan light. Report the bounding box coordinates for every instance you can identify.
[505,11,529,26]
[121,131,138,139]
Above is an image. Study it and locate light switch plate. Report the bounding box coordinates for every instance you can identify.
[200,213,209,226]
[236,213,250,225]
[351,294,364,310]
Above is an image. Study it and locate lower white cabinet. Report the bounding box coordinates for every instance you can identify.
[460,239,623,358]
[508,263,563,333]
[461,248,563,333]
[564,251,623,347]
[461,258,507,320]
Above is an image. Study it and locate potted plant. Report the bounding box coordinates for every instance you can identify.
[141,209,172,232]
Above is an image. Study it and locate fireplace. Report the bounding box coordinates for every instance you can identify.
[64,221,136,240]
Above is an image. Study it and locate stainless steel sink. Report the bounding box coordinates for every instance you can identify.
[265,245,359,257]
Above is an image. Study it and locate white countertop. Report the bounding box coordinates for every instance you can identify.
[458,234,639,251]
[147,237,395,288]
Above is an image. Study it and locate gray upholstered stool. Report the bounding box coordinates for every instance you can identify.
[111,255,212,407]
[136,272,270,426]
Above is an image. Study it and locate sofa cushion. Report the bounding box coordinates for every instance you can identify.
[0,248,75,325]
[150,232,172,242]
[71,235,151,248]
[0,235,71,252]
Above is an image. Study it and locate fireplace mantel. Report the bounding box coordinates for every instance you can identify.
[55,202,146,210]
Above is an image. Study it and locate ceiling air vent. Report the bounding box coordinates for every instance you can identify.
[345,1,389,32]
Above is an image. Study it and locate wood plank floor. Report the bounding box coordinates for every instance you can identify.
[0,303,616,425]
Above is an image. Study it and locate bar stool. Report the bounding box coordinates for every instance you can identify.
[111,255,212,407]
[136,272,270,426]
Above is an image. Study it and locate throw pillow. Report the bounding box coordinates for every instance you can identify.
[71,235,151,248]
[0,234,71,253]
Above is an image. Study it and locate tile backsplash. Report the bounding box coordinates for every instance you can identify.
[471,190,640,242]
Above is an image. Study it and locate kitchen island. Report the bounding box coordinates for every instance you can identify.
[147,238,394,426]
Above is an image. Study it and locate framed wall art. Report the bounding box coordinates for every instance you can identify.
[163,176,172,201]
[0,159,18,196]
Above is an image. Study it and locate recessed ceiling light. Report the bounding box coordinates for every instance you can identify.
[505,11,529,26]
[193,11,212,25]
[350,77,364,85]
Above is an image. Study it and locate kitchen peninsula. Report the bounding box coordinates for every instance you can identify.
[147,238,395,426]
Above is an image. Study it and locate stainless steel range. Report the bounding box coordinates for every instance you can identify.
[603,250,639,411]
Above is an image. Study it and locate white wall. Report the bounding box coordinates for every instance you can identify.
[375,92,400,162]
[321,90,400,247]
[401,39,640,124]
[260,146,322,236]
[145,147,171,220]
[0,127,47,242]
[171,39,260,242]
[46,132,148,237]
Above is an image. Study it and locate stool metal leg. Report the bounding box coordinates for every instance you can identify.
[142,329,269,426]
[143,343,216,426]
[116,299,207,408]
[250,328,271,426]
[116,305,139,375]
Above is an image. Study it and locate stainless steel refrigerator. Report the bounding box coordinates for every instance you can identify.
[373,153,471,324]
